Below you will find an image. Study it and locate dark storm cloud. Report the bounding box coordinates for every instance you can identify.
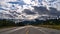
[33,6,60,16]
[8,1,26,5]
[33,6,49,15]
[32,6,60,19]
[13,11,21,15]
[23,9,36,15]
[11,13,18,17]
[9,11,21,15]
[13,14,18,17]
[0,8,7,11]
[4,14,15,18]
[0,12,15,18]
[49,7,60,16]
[33,6,48,11]
[5,13,18,18]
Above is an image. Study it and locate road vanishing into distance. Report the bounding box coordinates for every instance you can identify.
[0,25,60,34]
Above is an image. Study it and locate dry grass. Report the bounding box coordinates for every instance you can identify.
[37,25,60,30]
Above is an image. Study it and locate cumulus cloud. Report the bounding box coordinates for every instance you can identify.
[33,6,48,15]
[22,9,36,15]
[33,6,60,20]
[0,0,60,21]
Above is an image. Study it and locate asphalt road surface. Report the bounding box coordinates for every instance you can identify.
[0,26,60,34]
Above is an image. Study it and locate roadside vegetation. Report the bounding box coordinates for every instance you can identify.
[0,18,60,30]
[37,25,60,30]
[0,19,15,28]
[32,18,60,30]
[0,19,25,28]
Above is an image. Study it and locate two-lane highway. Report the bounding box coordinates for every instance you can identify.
[0,26,60,34]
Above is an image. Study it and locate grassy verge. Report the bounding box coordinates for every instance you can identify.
[0,26,16,29]
[0,25,25,29]
[37,25,60,30]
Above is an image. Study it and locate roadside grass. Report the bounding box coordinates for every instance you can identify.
[0,25,25,29]
[37,25,60,30]
[0,26,16,29]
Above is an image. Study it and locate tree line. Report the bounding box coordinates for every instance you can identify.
[31,18,60,25]
[0,18,60,27]
[0,19,25,27]
[0,19,16,27]
[16,18,60,26]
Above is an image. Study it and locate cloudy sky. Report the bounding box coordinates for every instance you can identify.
[0,0,60,21]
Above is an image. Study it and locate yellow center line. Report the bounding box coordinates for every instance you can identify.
[25,26,29,34]
[26,30,29,34]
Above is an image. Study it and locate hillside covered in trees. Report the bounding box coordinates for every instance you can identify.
[0,18,60,27]
[0,19,15,27]
[17,18,60,25]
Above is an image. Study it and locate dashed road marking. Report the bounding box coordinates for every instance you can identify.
[26,30,29,34]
